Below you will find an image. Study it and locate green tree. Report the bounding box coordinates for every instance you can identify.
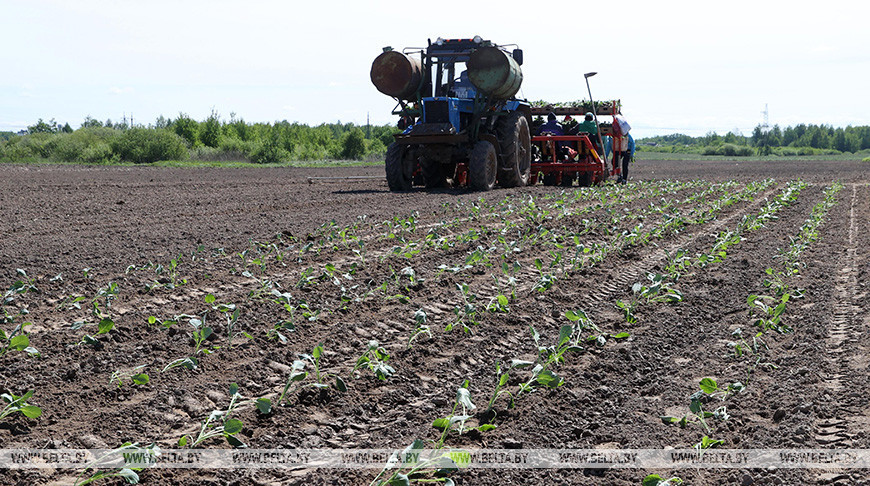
[200,110,222,148]
[340,127,366,160]
[81,116,103,129]
[28,118,57,134]
[173,113,199,147]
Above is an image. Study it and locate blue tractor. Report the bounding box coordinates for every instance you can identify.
[371,36,531,191]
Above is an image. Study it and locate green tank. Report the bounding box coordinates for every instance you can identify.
[467,47,523,99]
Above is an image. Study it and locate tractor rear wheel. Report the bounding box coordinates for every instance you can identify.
[469,141,497,191]
[385,142,412,192]
[496,113,531,187]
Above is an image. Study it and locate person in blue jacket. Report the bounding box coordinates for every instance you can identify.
[539,112,563,135]
[604,133,635,184]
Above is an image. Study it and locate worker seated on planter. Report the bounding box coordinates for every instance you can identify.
[539,112,563,135]
[539,113,577,160]
[577,112,600,153]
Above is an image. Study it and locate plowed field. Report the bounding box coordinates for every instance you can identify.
[1,159,868,486]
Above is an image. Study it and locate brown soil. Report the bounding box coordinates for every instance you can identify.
[0,159,868,486]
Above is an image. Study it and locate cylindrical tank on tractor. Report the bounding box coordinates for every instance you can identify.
[370,50,423,100]
[467,47,523,99]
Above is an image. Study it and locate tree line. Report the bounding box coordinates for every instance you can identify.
[639,124,870,157]
[0,113,400,164]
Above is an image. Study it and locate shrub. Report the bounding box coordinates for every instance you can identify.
[250,140,289,164]
[219,137,257,158]
[111,128,188,163]
[292,143,330,161]
[1,140,36,162]
[701,143,753,157]
[862,157,870,163]
[340,128,366,160]
[81,142,117,163]
[190,145,250,162]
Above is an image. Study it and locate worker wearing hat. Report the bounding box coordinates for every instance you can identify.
[577,113,598,137]
[540,112,563,135]
[576,112,600,152]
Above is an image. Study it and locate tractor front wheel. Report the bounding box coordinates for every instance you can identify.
[385,142,412,192]
[469,141,497,191]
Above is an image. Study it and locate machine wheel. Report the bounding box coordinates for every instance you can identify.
[542,173,558,186]
[561,171,575,187]
[578,171,593,187]
[496,113,531,187]
[385,142,412,192]
[469,141,497,191]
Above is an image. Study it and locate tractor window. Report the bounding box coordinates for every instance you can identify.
[434,60,458,97]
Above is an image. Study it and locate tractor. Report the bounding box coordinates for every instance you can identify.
[371,36,531,191]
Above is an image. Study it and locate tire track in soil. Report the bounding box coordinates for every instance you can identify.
[584,183,782,306]
[815,183,862,485]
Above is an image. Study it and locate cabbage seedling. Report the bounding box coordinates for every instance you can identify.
[73,442,159,486]
[448,284,478,333]
[278,344,347,404]
[368,439,460,486]
[73,317,116,347]
[162,319,215,372]
[179,383,247,448]
[643,474,683,486]
[353,340,395,380]
[747,293,792,333]
[660,378,733,432]
[694,435,724,451]
[0,390,42,420]
[432,381,491,448]
[484,361,515,414]
[408,309,431,347]
[0,322,39,357]
[110,365,150,389]
[204,294,249,347]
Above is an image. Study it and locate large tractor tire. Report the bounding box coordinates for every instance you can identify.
[469,141,497,191]
[385,142,412,192]
[496,113,531,187]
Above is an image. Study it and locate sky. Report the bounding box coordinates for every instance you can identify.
[2,0,869,138]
